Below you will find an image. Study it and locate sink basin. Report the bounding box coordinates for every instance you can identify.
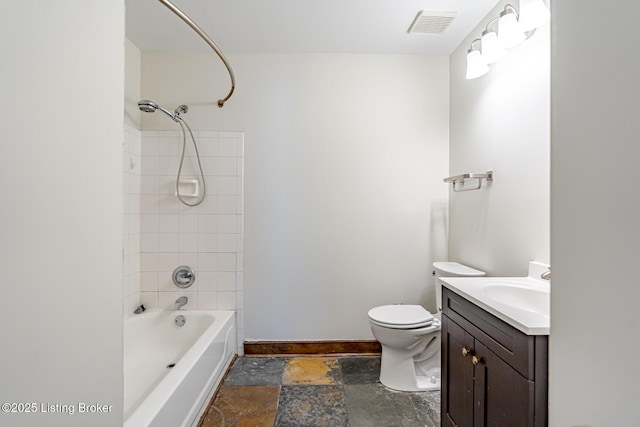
[481,283,550,317]
[439,263,551,335]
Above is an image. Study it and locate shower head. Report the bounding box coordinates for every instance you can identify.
[137,99,180,121]
[138,100,158,113]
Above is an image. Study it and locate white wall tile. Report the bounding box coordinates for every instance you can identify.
[159,233,180,252]
[159,214,180,233]
[140,292,159,309]
[157,252,178,271]
[218,138,237,157]
[218,292,237,310]
[158,291,179,310]
[178,252,198,269]
[159,156,179,175]
[140,253,158,271]
[236,291,244,310]
[218,272,236,291]
[158,271,175,292]
[142,134,160,156]
[197,253,218,271]
[198,196,219,214]
[140,272,158,292]
[140,176,159,195]
[218,215,237,233]
[198,215,218,233]
[218,234,237,252]
[136,130,243,321]
[179,215,199,233]
[196,272,217,291]
[236,271,244,290]
[197,138,218,157]
[160,136,181,156]
[179,233,198,252]
[140,195,159,214]
[198,292,217,310]
[218,195,237,214]
[142,156,160,175]
[201,157,219,176]
[217,158,237,176]
[140,233,159,252]
[218,253,236,272]
[140,214,159,233]
[197,234,218,253]
[218,177,237,195]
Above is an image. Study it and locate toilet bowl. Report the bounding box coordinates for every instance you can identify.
[368,262,485,392]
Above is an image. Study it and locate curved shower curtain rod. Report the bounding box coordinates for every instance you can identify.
[157,0,235,107]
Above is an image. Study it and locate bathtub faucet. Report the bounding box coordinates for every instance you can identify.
[175,296,188,310]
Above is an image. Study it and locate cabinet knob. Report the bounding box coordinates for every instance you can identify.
[472,356,481,366]
[462,347,470,357]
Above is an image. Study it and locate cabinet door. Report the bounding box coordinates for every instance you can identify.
[473,340,534,427]
[442,315,475,427]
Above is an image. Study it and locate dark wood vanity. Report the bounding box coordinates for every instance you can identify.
[441,287,548,427]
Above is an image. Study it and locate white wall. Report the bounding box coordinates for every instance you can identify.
[125,38,141,129]
[449,0,550,276]
[140,53,449,340]
[550,1,640,425]
[0,2,123,426]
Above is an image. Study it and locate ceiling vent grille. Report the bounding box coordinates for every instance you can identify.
[408,11,457,35]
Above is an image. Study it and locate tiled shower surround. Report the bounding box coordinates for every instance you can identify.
[123,124,245,354]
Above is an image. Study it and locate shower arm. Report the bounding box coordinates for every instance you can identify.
[157,0,235,108]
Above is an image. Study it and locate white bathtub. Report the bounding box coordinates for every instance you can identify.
[124,310,236,427]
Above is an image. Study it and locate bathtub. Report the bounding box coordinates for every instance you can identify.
[124,310,236,427]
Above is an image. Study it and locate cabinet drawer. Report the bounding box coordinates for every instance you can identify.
[443,287,537,379]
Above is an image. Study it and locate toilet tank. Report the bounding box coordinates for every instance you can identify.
[433,262,485,312]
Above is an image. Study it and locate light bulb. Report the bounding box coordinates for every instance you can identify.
[481,30,507,64]
[518,0,550,32]
[466,48,489,80]
[498,10,525,49]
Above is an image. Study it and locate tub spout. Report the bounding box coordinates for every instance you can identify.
[175,296,188,310]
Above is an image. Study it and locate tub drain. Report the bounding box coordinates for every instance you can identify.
[175,315,186,327]
[167,363,176,369]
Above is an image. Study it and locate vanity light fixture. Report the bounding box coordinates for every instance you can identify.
[466,39,490,79]
[465,0,549,80]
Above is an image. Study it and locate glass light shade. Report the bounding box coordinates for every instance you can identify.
[466,49,489,79]
[518,0,550,32]
[481,30,507,64]
[498,11,525,49]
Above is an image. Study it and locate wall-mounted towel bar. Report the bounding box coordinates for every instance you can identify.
[444,170,493,192]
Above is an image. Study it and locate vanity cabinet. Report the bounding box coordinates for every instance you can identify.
[441,287,548,427]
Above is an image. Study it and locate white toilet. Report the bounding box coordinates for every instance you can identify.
[368,262,485,392]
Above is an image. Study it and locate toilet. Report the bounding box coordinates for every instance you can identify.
[368,262,485,392]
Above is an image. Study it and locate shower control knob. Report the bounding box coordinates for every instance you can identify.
[173,266,195,289]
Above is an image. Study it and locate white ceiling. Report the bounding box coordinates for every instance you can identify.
[126,0,500,55]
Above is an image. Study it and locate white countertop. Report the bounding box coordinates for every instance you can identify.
[440,276,550,335]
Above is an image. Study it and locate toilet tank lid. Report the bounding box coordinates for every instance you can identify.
[433,262,486,277]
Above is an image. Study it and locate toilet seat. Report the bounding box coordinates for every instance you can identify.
[368,305,434,329]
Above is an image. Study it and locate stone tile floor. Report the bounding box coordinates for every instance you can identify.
[198,356,440,427]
